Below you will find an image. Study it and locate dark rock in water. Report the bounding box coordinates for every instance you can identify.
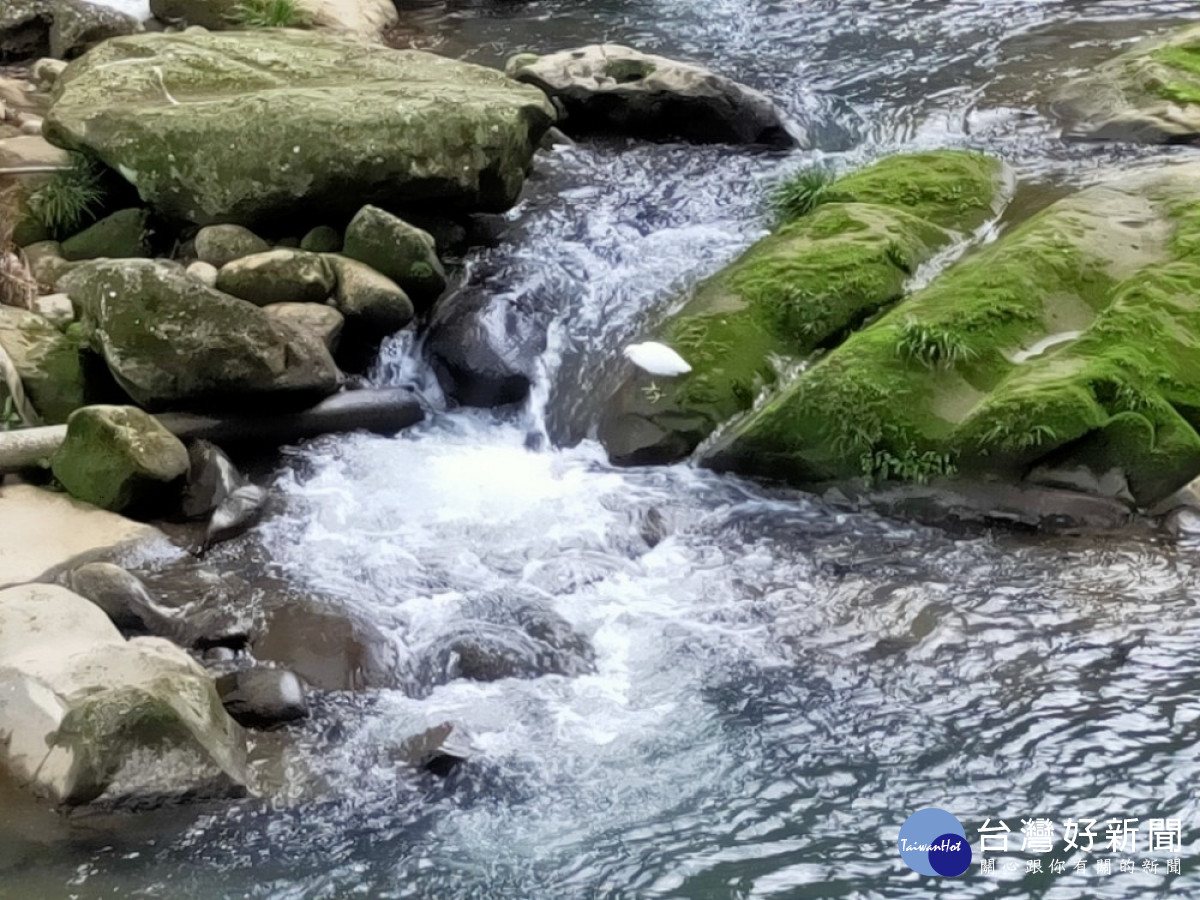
[507,44,797,147]
[861,480,1134,532]
[638,506,669,549]
[413,619,592,695]
[424,282,545,408]
[254,600,399,691]
[67,561,189,640]
[215,667,308,729]
[183,439,268,551]
[183,439,242,519]
[204,484,267,552]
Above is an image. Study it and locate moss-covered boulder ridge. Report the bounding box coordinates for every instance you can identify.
[703,162,1200,508]
[598,151,1011,465]
[43,29,557,226]
[1053,23,1200,144]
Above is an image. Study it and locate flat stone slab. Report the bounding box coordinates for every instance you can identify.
[0,482,163,588]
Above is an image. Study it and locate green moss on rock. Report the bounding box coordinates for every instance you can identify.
[703,163,1200,507]
[44,31,556,226]
[51,405,189,513]
[599,151,1008,465]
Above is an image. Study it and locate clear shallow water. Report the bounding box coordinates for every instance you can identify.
[11,2,1200,898]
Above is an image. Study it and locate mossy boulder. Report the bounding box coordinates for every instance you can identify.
[43,30,556,226]
[215,249,336,307]
[703,163,1200,508]
[51,405,189,513]
[61,258,341,409]
[342,205,446,308]
[599,151,1010,465]
[327,255,414,334]
[1053,23,1200,143]
[60,208,150,260]
[0,306,91,423]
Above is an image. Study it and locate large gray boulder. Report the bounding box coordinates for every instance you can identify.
[44,31,557,226]
[61,258,341,409]
[0,582,247,805]
[506,44,796,147]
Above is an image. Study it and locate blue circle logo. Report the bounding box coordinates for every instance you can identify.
[898,808,971,877]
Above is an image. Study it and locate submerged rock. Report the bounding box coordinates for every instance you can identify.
[62,258,341,409]
[253,599,399,691]
[412,617,593,696]
[44,31,556,226]
[0,583,247,805]
[67,561,188,640]
[1053,24,1200,144]
[507,43,796,147]
[704,162,1200,508]
[599,151,1011,465]
[51,405,189,514]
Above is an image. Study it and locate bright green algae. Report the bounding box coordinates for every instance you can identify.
[598,151,1008,465]
[703,164,1200,506]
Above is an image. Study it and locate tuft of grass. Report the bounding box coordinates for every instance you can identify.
[230,0,312,28]
[860,446,957,484]
[26,154,105,240]
[767,166,841,226]
[895,319,978,370]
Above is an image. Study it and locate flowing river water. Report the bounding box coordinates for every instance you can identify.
[10,1,1200,898]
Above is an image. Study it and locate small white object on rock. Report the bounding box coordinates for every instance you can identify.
[623,341,692,377]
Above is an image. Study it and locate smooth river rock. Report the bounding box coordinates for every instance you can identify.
[507,43,796,147]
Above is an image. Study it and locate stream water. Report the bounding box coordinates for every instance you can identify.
[9,1,1200,898]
